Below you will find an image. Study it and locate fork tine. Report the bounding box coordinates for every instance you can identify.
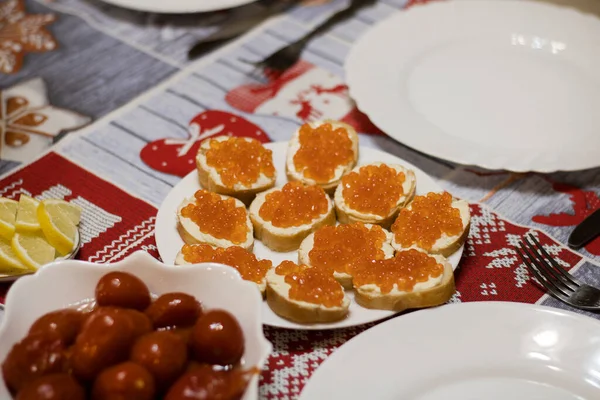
[250,64,269,82]
[522,237,577,293]
[524,262,573,304]
[526,234,581,286]
[516,245,573,303]
[517,243,572,296]
[237,58,268,82]
[521,239,576,293]
[252,43,299,74]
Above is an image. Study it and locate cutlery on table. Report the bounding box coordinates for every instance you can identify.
[188,0,293,60]
[246,0,376,73]
[568,208,600,250]
[517,233,600,311]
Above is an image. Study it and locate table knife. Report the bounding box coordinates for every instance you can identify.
[568,208,600,249]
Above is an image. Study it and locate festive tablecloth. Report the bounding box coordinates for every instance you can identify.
[1,0,600,398]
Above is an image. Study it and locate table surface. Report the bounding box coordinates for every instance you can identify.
[1,0,599,398]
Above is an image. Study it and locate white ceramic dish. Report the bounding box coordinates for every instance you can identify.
[346,0,600,172]
[300,302,600,400]
[98,0,256,14]
[0,230,82,283]
[0,251,272,400]
[155,141,464,330]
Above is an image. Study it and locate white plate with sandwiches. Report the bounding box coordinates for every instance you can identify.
[156,121,469,330]
[346,0,600,172]
[299,302,600,399]
[98,0,256,14]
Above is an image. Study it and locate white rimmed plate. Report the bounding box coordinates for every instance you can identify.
[300,302,600,399]
[98,0,256,14]
[346,1,600,172]
[155,141,464,330]
[0,251,272,400]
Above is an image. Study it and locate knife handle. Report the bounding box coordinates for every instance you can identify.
[568,208,600,249]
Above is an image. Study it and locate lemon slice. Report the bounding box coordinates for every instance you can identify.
[0,236,29,272]
[12,233,56,269]
[41,199,82,225]
[38,200,79,255]
[0,197,18,241]
[15,195,41,232]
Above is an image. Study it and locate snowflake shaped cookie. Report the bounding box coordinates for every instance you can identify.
[0,0,58,74]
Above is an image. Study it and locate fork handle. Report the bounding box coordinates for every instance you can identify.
[295,0,375,45]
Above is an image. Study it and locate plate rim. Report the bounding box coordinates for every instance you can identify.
[97,0,257,14]
[345,0,600,172]
[155,141,465,330]
[299,301,600,399]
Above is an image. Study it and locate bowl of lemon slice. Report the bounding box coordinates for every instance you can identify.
[0,195,82,281]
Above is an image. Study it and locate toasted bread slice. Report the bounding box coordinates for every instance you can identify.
[298,223,394,289]
[334,163,416,229]
[286,120,359,194]
[177,192,253,251]
[249,183,335,252]
[391,194,470,258]
[266,264,350,324]
[353,251,455,312]
[196,135,276,205]
[174,244,270,296]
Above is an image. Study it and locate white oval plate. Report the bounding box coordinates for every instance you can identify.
[0,251,271,400]
[156,141,464,330]
[346,1,600,172]
[98,0,256,14]
[300,302,600,399]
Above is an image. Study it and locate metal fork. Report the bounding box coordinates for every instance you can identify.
[517,233,600,311]
[246,0,376,74]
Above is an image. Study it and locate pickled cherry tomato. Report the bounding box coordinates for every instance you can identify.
[92,307,153,338]
[15,374,85,400]
[95,272,151,311]
[164,366,249,400]
[2,334,66,393]
[92,361,155,400]
[191,310,244,366]
[130,331,187,389]
[145,293,202,329]
[28,309,86,346]
[71,309,137,381]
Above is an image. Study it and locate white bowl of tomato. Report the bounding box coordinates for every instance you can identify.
[0,251,272,400]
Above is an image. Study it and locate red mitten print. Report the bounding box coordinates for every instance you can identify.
[532,182,600,255]
[140,110,271,177]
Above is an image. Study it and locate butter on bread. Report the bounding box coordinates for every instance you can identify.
[174,244,269,296]
[196,135,276,205]
[334,163,416,229]
[177,193,254,251]
[266,266,350,324]
[248,185,335,252]
[286,120,358,194]
[391,196,470,258]
[174,250,190,266]
[298,223,394,289]
[353,251,455,312]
